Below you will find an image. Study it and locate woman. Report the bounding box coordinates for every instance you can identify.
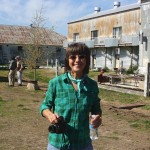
[15,56,23,86]
[40,43,102,150]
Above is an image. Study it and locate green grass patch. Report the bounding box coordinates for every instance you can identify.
[0,98,33,118]
[17,104,24,107]
[114,113,150,131]
[144,120,150,129]
[0,98,6,106]
[100,88,145,104]
[142,105,150,110]
[33,100,40,103]
[89,71,99,78]
[0,70,8,76]
[22,108,31,111]
[23,69,56,83]
[129,120,150,131]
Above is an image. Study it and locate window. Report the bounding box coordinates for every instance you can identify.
[73,33,79,42]
[56,47,61,52]
[91,30,98,40]
[91,30,98,44]
[113,27,122,38]
[18,46,23,51]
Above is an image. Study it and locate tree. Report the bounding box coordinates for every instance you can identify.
[23,8,46,81]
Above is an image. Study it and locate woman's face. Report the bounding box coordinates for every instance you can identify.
[68,54,86,75]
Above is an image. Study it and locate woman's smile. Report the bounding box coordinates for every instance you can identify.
[69,55,86,77]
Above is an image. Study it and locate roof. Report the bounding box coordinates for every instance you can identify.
[68,2,140,24]
[0,25,66,46]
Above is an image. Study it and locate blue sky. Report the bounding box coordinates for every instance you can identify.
[0,0,139,36]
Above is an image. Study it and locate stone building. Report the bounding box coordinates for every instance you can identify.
[139,0,150,73]
[0,25,66,65]
[64,1,141,71]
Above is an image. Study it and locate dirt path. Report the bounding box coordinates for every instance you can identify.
[0,81,150,150]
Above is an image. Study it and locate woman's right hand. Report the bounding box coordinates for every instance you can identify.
[90,114,102,128]
[42,109,59,124]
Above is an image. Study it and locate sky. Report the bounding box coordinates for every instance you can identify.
[0,0,139,36]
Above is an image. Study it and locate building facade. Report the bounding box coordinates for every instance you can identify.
[139,0,150,73]
[64,1,141,71]
[0,25,66,65]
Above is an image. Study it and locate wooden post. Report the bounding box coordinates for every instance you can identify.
[144,63,150,97]
[55,59,58,77]
[47,59,49,68]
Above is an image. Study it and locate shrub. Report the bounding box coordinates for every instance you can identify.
[126,65,138,74]
[103,66,110,72]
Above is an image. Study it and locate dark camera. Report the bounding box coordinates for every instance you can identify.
[48,116,66,134]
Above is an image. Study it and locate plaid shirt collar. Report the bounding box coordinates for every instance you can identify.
[62,72,89,85]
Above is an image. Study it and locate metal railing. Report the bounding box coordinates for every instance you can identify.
[63,34,139,48]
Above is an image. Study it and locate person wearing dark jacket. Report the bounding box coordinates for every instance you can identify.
[8,57,17,86]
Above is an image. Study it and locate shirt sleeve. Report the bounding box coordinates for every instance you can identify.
[91,82,102,115]
[40,79,56,116]
[9,61,12,69]
[20,61,23,69]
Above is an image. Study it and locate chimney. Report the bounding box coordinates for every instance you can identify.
[114,1,121,9]
[94,7,101,13]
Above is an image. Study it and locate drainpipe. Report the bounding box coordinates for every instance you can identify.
[139,30,144,68]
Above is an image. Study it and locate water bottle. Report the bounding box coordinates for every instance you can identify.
[89,115,99,140]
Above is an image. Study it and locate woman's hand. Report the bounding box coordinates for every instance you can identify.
[42,109,59,124]
[90,114,102,128]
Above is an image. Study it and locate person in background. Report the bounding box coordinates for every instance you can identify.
[15,56,23,86]
[98,69,105,84]
[8,57,17,86]
[40,43,102,150]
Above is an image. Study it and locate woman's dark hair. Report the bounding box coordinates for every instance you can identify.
[65,43,90,74]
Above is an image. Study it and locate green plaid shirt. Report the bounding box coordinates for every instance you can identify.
[40,72,102,149]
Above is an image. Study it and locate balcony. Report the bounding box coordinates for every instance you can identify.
[94,37,105,46]
[104,38,118,47]
[63,34,139,48]
[119,35,139,46]
[94,35,139,46]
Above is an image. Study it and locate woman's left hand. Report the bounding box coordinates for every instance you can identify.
[90,115,102,128]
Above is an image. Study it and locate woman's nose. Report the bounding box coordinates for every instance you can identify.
[75,56,80,61]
